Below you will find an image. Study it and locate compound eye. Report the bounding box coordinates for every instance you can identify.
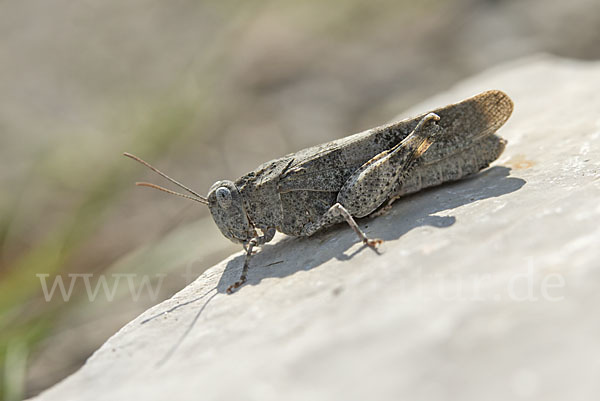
[216,187,232,209]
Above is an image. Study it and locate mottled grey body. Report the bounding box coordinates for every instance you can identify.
[226,90,511,241]
[127,90,513,293]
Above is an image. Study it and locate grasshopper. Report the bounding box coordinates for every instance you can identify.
[125,90,513,293]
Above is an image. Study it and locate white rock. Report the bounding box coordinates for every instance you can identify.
[31,55,600,401]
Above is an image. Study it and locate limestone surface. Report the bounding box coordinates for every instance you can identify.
[31,56,600,401]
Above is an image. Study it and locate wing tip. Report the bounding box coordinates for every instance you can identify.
[478,89,514,123]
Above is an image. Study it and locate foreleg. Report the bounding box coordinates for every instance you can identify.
[227,228,276,293]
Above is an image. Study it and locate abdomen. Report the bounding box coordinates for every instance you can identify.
[394,134,506,197]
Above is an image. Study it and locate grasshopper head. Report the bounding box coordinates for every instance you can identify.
[123,153,255,245]
[207,180,255,244]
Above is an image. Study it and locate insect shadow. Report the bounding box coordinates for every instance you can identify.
[217,165,525,291]
[145,165,525,366]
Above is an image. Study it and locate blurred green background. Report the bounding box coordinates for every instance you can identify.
[1,0,599,399]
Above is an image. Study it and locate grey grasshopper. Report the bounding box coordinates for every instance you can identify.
[125,90,513,293]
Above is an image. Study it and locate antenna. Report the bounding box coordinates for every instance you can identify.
[135,182,209,204]
[124,152,209,205]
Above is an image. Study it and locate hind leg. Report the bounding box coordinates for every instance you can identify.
[301,113,442,245]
